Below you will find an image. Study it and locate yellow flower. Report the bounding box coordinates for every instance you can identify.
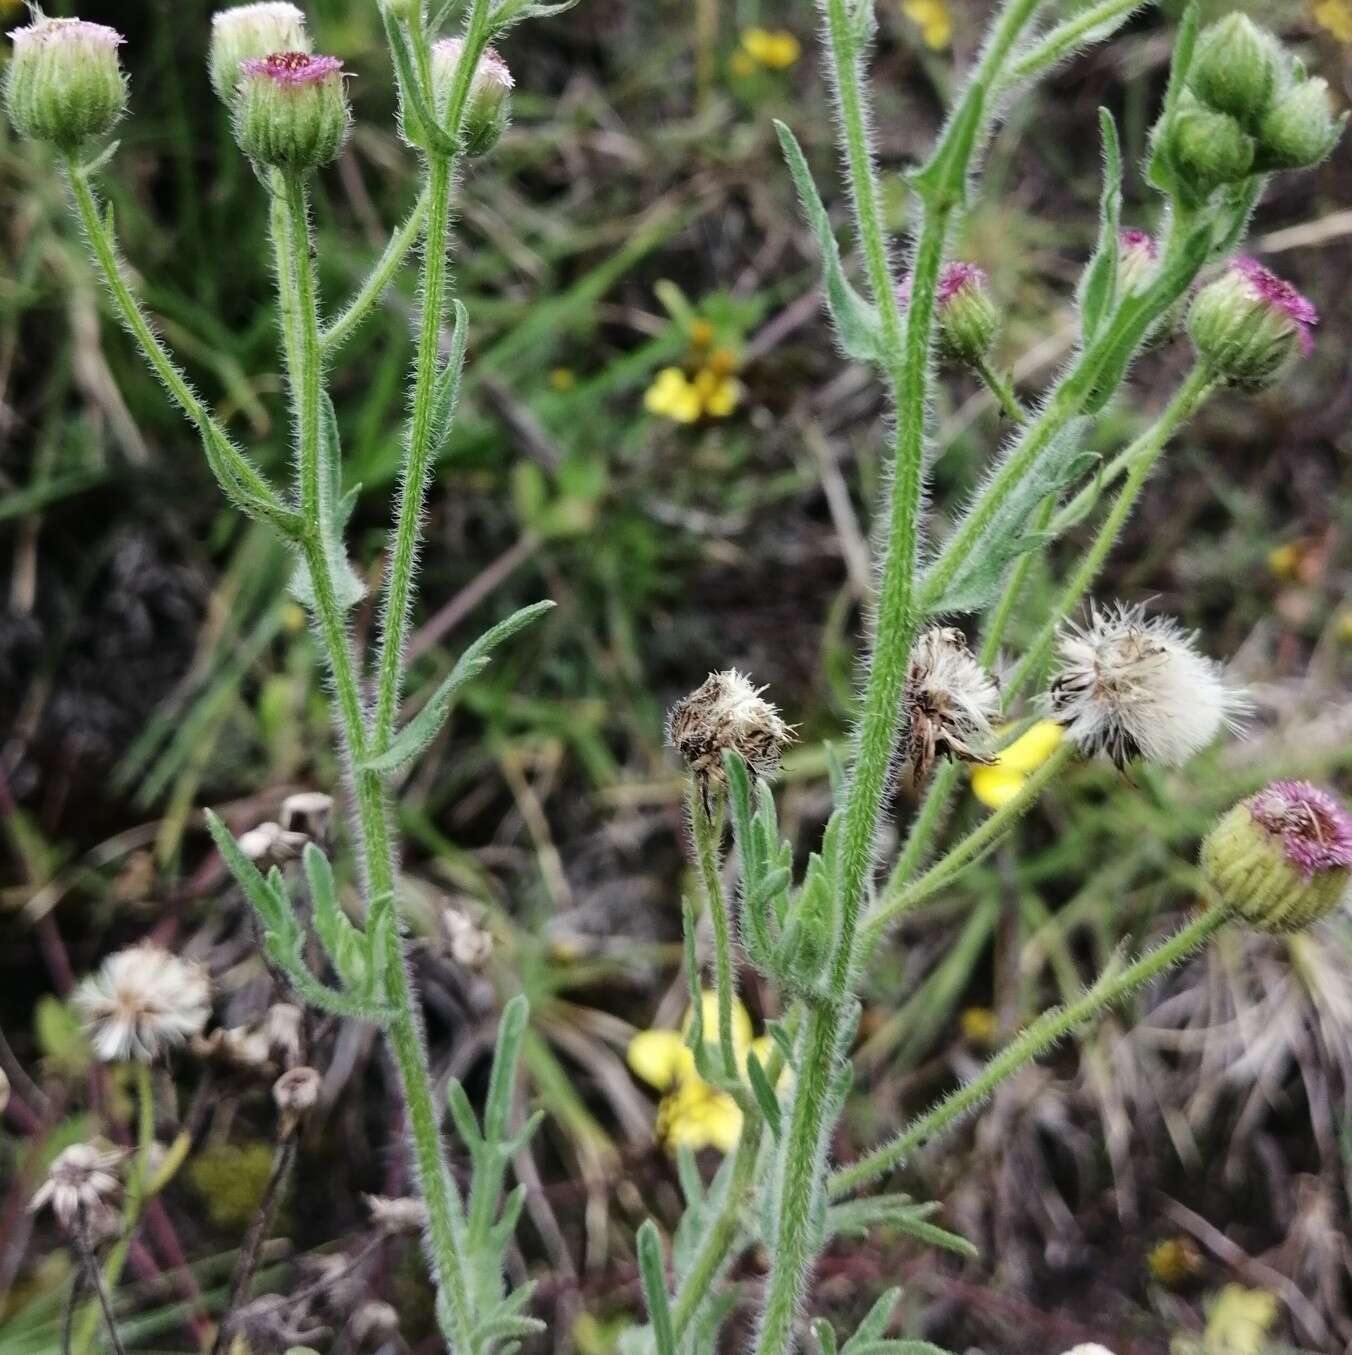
[1199,1285,1278,1355]
[1147,1235,1201,1289]
[959,1006,998,1046]
[644,361,743,424]
[902,0,953,50]
[549,367,576,392]
[1314,0,1352,42]
[739,27,802,70]
[970,719,1064,810]
[627,992,777,1153]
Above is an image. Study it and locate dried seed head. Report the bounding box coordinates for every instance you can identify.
[273,1065,321,1122]
[238,820,309,869]
[29,1143,123,1233]
[902,628,1000,790]
[75,943,211,1063]
[279,790,333,842]
[365,1193,428,1235]
[443,908,494,970]
[1048,603,1247,768]
[209,3,310,103]
[352,1301,400,1344]
[1202,780,1352,932]
[194,1022,273,1070]
[667,670,794,789]
[429,38,513,156]
[265,1003,304,1066]
[5,16,127,149]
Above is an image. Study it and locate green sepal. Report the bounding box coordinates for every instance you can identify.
[826,1195,978,1258]
[303,843,369,992]
[363,600,555,774]
[1146,2,1202,197]
[775,120,887,368]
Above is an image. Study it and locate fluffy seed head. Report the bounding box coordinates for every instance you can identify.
[667,670,793,790]
[5,16,127,149]
[233,51,349,170]
[902,627,1000,789]
[428,39,513,157]
[1187,256,1317,388]
[209,3,310,103]
[29,1143,123,1233]
[75,943,211,1062]
[1202,780,1352,932]
[1048,603,1247,768]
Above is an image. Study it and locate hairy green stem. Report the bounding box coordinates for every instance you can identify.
[321,187,432,356]
[973,354,1030,423]
[690,790,740,1081]
[830,905,1228,1197]
[1005,0,1155,86]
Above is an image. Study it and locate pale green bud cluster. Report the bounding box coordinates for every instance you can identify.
[1155,14,1344,198]
[430,39,514,157]
[233,51,350,172]
[4,15,127,151]
[209,2,311,104]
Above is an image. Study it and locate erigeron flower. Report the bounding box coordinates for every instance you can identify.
[233,51,350,171]
[209,3,310,103]
[970,719,1065,810]
[1047,603,1247,769]
[429,39,513,156]
[667,670,794,792]
[1256,77,1343,171]
[4,16,127,149]
[1188,14,1281,127]
[29,1143,123,1234]
[902,627,1000,789]
[627,992,781,1154]
[1201,780,1352,932]
[1117,229,1159,295]
[75,943,211,1062]
[1187,257,1318,390]
[899,262,999,366]
[902,0,953,51]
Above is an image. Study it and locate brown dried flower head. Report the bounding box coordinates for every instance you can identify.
[29,1143,123,1234]
[667,670,793,793]
[902,627,1000,790]
[273,1066,321,1123]
[365,1193,428,1235]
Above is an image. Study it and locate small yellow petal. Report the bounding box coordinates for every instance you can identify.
[970,764,1027,810]
[549,367,576,392]
[627,1030,690,1091]
[760,32,801,68]
[702,1093,744,1153]
[959,1006,998,1046]
[995,719,1065,775]
[728,50,757,78]
[685,991,753,1057]
[703,377,742,418]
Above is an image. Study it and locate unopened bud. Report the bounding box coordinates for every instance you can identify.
[1116,229,1158,296]
[1187,256,1317,390]
[233,51,349,171]
[209,4,310,104]
[899,262,999,367]
[272,1065,320,1121]
[1188,14,1281,127]
[5,16,127,150]
[1201,780,1352,933]
[430,39,513,157]
[1164,94,1255,195]
[1256,78,1344,172]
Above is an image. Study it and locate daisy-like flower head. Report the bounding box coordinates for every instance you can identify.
[902,627,1000,790]
[233,51,349,170]
[75,943,211,1063]
[29,1143,123,1234]
[1249,781,1352,880]
[667,669,794,793]
[429,38,513,156]
[1048,602,1247,769]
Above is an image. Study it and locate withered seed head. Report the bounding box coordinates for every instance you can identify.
[902,628,1000,790]
[666,670,794,790]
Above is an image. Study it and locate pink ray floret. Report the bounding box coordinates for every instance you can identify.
[1232,256,1319,354]
[1119,228,1157,258]
[240,51,344,85]
[898,261,987,308]
[1249,780,1352,881]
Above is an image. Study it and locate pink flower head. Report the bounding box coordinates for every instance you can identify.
[897,261,987,309]
[431,38,515,91]
[1230,256,1318,355]
[1119,228,1157,259]
[240,51,344,86]
[1248,780,1352,881]
[11,17,125,50]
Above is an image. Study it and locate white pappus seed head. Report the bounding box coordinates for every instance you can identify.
[903,627,1001,789]
[29,1143,124,1233]
[74,943,211,1063]
[667,669,794,787]
[1047,603,1248,768]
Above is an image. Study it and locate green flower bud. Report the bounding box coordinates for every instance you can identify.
[1201,780,1352,933]
[209,3,310,105]
[1256,78,1345,171]
[430,39,513,157]
[4,15,127,151]
[1186,256,1317,391]
[1116,229,1158,297]
[1166,94,1255,194]
[899,262,1000,367]
[1188,14,1282,128]
[233,51,349,172]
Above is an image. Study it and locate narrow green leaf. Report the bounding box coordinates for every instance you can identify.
[363,599,555,774]
[484,994,530,1143]
[910,81,986,211]
[841,1288,901,1355]
[447,1077,485,1152]
[745,1048,782,1139]
[430,300,470,461]
[1078,109,1122,344]
[636,1221,677,1355]
[774,121,886,367]
[303,843,368,990]
[205,809,287,929]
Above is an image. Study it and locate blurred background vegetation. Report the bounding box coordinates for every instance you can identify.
[2,0,1351,1351]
